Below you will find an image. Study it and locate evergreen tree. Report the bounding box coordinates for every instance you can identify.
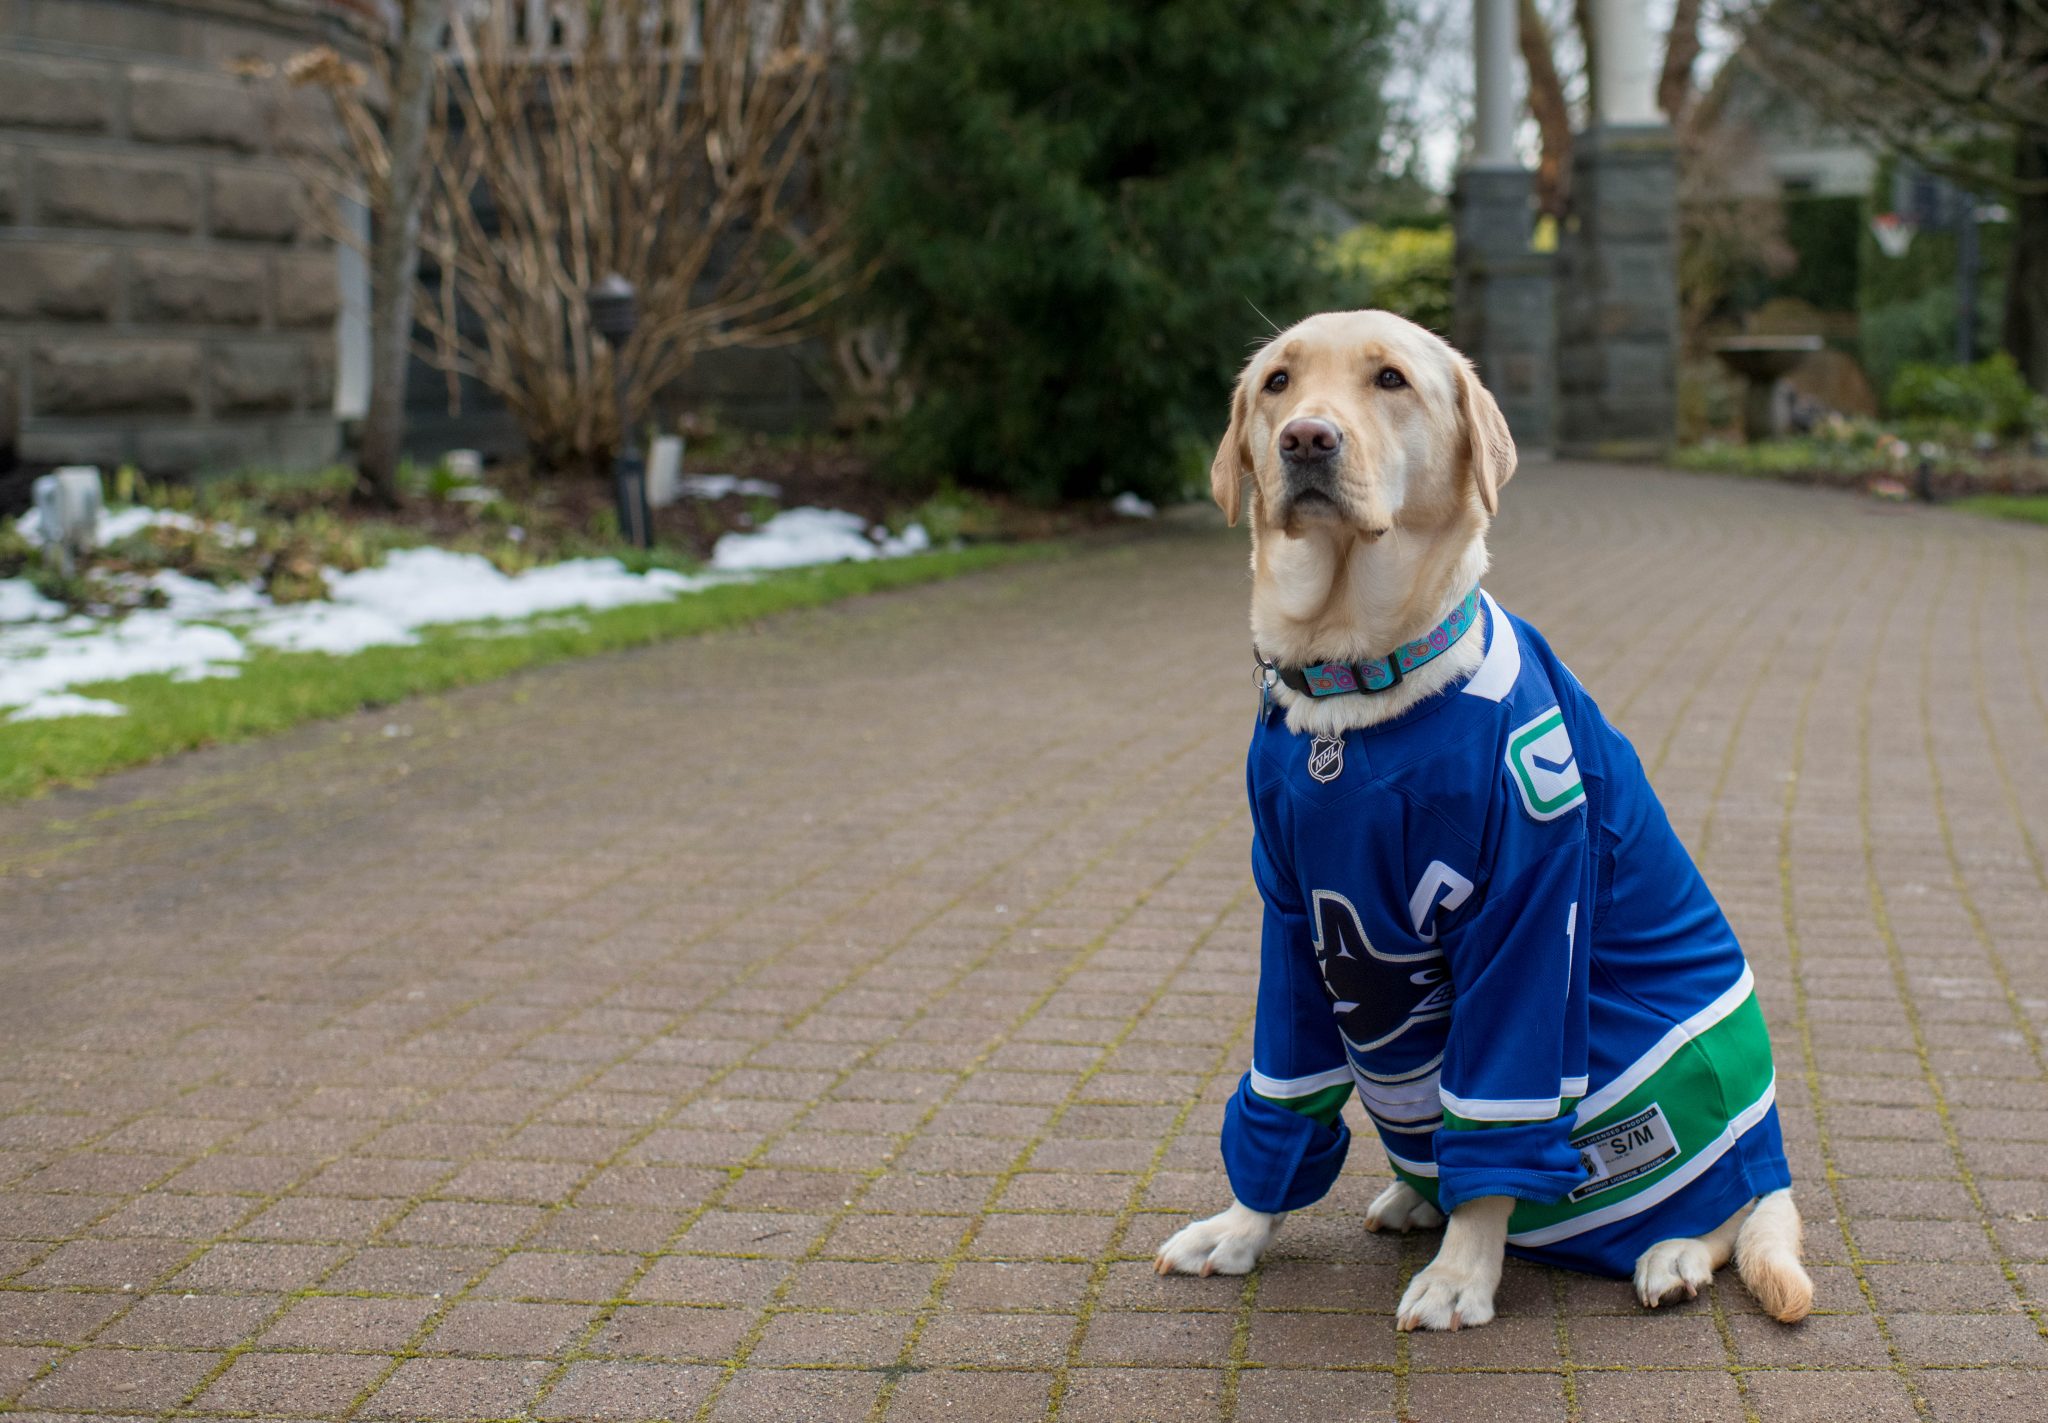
[849,0,1392,502]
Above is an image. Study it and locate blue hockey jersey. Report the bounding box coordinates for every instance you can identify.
[1221,591,1791,1277]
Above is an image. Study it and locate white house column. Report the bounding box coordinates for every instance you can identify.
[1452,0,1555,448]
[1589,0,1660,127]
[1470,0,1519,168]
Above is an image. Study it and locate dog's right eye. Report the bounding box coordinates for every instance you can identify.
[1263,371,1288,394]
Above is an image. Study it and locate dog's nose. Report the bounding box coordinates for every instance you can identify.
[1279,418,1342,462]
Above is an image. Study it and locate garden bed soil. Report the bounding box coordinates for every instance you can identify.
[259,438,1110,564]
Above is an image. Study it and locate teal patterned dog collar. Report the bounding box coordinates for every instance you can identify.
[1259,587,1482,698]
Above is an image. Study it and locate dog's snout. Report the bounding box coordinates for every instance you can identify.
[1279,417,1343,463]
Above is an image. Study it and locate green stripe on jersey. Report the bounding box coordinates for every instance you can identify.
[1254,1081,1352,1129]
[1390,992,1776,1242]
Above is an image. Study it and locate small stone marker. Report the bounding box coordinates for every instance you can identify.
[32,465,105,576]
[647,435,685,509]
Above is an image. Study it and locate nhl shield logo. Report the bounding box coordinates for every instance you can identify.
[1307,735,1344,783]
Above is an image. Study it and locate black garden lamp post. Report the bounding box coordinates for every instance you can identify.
[588,274,652,549]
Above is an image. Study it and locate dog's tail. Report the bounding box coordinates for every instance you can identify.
[1734,1188,1812,1323]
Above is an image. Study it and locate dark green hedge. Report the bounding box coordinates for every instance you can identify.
[846,0,1392,503]
[1779,195,1862,312]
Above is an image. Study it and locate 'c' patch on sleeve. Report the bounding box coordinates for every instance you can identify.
[1506,707,1586,821]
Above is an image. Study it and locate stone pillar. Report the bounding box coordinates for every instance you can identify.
[1452,0,1554,450]
[1553,0,1677,459]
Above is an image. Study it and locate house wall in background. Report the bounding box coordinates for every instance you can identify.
[0,0,351,475]
[0,0,832,482]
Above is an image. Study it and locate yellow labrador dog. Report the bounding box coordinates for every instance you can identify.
[1157,310,1811,1331]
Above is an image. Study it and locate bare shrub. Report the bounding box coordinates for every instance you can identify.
[419,0,851,474]
[267,1,450,507]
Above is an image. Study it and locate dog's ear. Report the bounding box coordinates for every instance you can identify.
[1456,359,1517,516]
[1210,375,1253,527]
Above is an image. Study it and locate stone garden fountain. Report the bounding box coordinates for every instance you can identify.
[1712,335,1823,442]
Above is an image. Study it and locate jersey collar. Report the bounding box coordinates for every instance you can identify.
[1257,586,1482,699]
[1460,591,1520,702]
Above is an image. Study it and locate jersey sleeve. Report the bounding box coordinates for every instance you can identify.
[1430,764,1595,1213]
[1220,760,1352,1214]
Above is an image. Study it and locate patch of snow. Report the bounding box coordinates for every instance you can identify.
[711,508,930,572]
[679,474,782,501]
[105,571,269,619]
[16,504,255,548]
[7,692,128,722]
[0,611,246,716]
[461,614,590,639]
[2,502,920,720]
[249,603,416,656]
[1111,491,1157,518]
[247,548,722,657]
[100,507,205,542]
[0,579,66,624]
[155,572,268,618]
[878,523,931,557]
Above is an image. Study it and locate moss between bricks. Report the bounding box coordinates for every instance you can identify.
[0,541,1060,801]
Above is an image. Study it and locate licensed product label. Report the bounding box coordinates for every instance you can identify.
[1569,1101,1680,1201]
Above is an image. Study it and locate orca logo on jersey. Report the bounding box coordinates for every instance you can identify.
[1309,889,1456,1053]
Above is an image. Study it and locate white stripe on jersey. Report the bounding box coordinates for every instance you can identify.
[1439,1088,1564,1121]
[1386,1146,1438,1178]
[1249,1064,1353,1100]
[1572,965,1755,1126]
[1351,1063,1441,1122]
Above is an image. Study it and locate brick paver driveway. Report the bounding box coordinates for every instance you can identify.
[3,462,2046,1421]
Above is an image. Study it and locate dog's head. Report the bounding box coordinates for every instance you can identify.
[1209,310,1516,659]
[1210,309,1515,540]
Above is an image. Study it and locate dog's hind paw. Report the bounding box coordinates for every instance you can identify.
[1634,1237,1715,1308]
[1366,1180,1445,1234]
[1154,1202,1276,1278]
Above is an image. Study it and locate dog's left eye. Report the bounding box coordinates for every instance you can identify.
[1376,367,1408,390]
[1264,371,1289,394]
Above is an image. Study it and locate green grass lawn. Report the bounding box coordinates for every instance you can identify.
[1949,493,2048,526]
[0,541,1056,801]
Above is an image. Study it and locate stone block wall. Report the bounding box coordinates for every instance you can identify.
[1553,124,1680,459]
[0,0,351,475]
[1452,166,1556,453]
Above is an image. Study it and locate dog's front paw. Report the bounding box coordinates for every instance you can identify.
[1366,1180,1445,1234]
[1154,1202,1276,1278]
[1396,1259,1499,1331]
